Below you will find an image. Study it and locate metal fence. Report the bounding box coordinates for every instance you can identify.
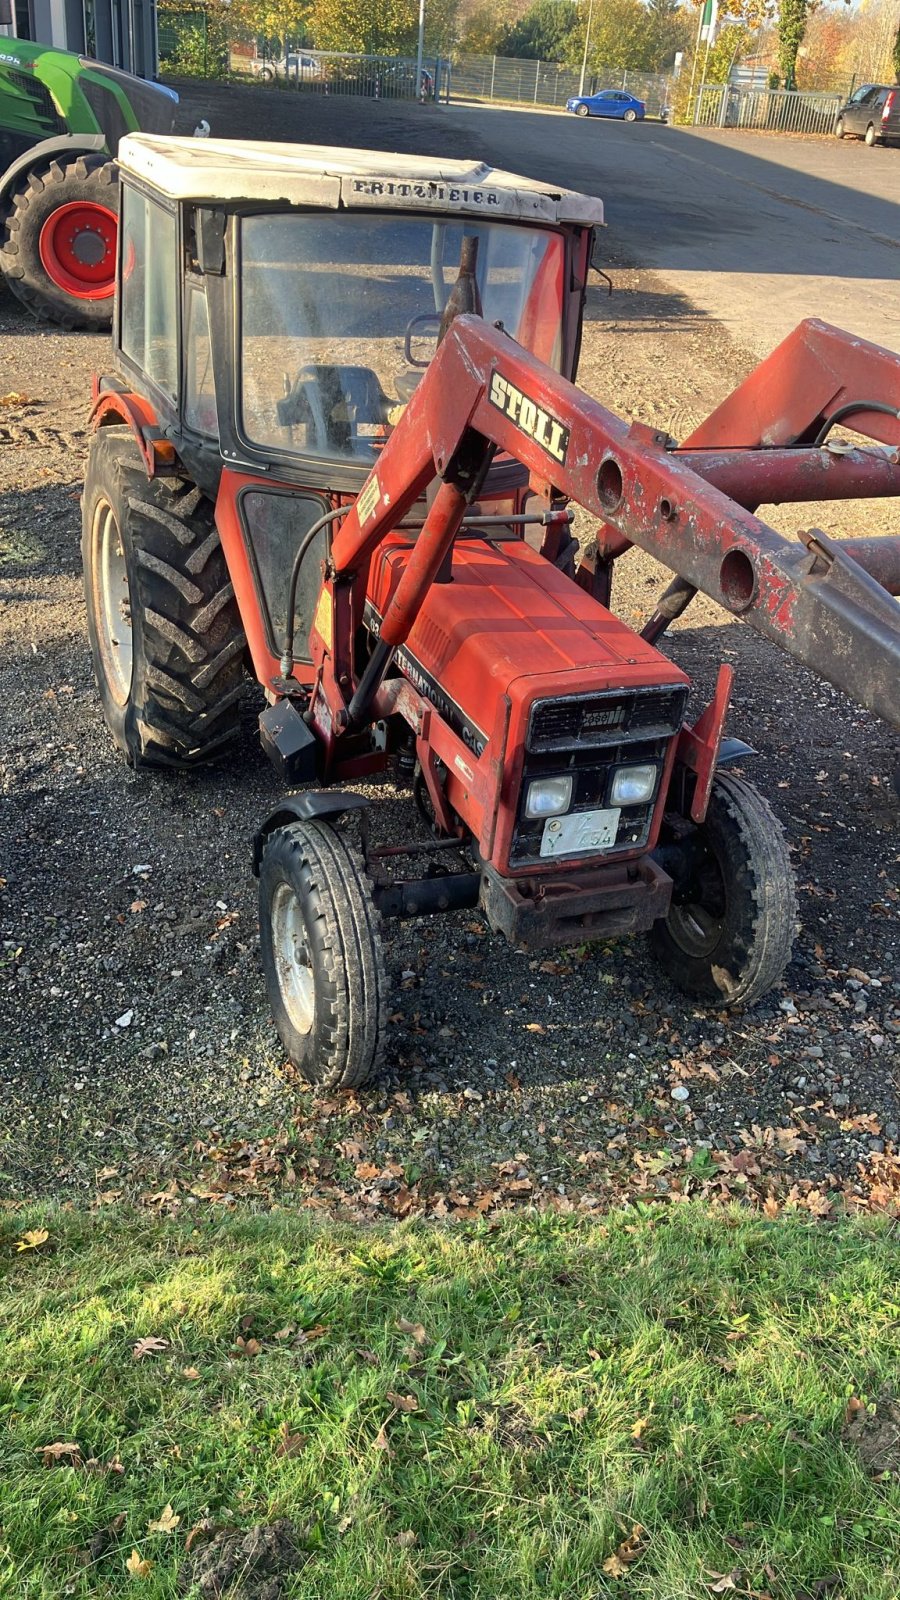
[449,55,671,118]
[693,83,843,136]
[251,52,449,100]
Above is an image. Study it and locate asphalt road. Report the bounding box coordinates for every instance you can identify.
[442,106,900,359]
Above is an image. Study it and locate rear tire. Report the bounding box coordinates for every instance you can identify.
[649,772,796,1007]
[259,819,389,1088]
[575,104,589,117]
[623,108,637,122]
[1,155,118,330]
[865,122,876,146]
[81,426,247,768]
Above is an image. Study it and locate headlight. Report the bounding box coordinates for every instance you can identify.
[525,774,573,819]
[609,764,657,806]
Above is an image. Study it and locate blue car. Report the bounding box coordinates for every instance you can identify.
[566,89,645,122]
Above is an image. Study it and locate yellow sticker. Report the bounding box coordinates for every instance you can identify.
[312,589,333,651]
[357,472,381,525]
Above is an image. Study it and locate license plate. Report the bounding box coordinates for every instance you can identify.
[540,807,621,858]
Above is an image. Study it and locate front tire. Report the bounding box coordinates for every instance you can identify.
[1,155,118,330]
[259,819,389,1088]
[650,772,796,1007]
[81,427,247,768]
[575,104,589,117]
[835,117,845,138]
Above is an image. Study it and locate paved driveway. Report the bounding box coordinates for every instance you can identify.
[445,106,900,357]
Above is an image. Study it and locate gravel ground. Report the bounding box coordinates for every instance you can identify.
[0,88,898,1214]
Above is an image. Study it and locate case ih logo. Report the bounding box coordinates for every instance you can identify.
[489,373,570,466]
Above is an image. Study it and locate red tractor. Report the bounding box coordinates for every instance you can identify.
[82,135,900,1089]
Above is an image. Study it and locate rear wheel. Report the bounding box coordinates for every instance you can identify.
[649,773,796,1007]
[576,104,589,117]
[81,427,246,768]
[623,108,638,122]
[1,155,118,330]
[259,819,389,1088]
[835,117,845,138]
[865,122,877,146]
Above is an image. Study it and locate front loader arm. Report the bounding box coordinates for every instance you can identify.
[318,314,900,733]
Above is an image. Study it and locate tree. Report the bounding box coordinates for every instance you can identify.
[776,0,810,88]
[308,0,458,53]
[644,0,693,69]
[229,0,312,53]
[499,0,579,60]
[563,0,663,73]
[893,16,900,79]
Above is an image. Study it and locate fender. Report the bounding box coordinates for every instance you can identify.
[252,791,370,875]
[0,134,108,210]
[89,380,176,478]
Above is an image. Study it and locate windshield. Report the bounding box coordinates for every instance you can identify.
[240,213,565,462]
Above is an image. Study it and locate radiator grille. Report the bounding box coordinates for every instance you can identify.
[528,686,687,753]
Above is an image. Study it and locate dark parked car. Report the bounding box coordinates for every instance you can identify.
[835,84,899,147]
[565,89,645,122]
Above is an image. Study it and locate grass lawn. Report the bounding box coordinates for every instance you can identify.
[2,1203,899,1599]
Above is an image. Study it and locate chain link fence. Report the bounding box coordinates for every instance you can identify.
[449,54,671,118]
[692,83,844,135]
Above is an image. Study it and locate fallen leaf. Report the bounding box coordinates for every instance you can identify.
[125,1549,154,1579]
[35,1440,81,1467]
[182,1366,201,1380]
[525,1022,546,1034]
[185,1519,217,1553]
[602,1523,646,1578]
[16,1228,49,1252]
[235,1336,262,1356]
[0,391,29,406]
[132,1336,169,1361]
[732,1412,763,1426]
[631,1416,649,1440]
[275,1421,307,1458]
[763,1195,781,1219]
[355,1162,380,1181]
[396,1318,427,1346]
[387,1391,418,1412]
[147,1504,180,1534]
[297,1323,327,1344]
[707,1572,741,1593]
[355,1346,379,1365]
[374,1424,393,1454]
[396,1529,417,1547]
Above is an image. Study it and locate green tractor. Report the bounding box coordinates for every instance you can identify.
[0,39,187,329]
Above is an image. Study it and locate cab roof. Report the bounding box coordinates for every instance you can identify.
[117,135,604,227]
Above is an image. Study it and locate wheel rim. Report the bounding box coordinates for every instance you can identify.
[90,497,133,706]
[271,882,316,1035]
[38,201,117,300]
[667,854,727,959]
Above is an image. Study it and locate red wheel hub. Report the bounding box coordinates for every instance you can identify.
[38,201,117,300]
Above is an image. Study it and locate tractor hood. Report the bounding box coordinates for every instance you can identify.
[116,134,605,226]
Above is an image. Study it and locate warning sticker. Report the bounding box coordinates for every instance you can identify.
[357,473,382,525]
[312,589,333,651]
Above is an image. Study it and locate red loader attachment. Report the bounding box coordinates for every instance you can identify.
[310,314,900,743]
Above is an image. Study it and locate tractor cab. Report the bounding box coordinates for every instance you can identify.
[109,135,601,485]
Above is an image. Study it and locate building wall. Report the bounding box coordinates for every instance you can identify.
[1,0,157,75]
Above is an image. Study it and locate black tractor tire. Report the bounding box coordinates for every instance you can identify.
[259,819,389,1089]
[81,426,246,769]
[865,122,877,146]
[649,772,796,1008]
[835,117,845,138]
[1,154,119,330]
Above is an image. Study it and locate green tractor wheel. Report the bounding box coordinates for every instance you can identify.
[1,154,119,330]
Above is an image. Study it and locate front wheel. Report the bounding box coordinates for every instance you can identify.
[835,117,845,138]
[259,819,389,1089]
[649,772,796,1007]
[623,109,638,122]
[575,104,589,117]
[865,122,877,146]
[1,154,118,329]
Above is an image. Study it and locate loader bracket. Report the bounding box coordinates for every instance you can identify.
[252,790,369,875]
